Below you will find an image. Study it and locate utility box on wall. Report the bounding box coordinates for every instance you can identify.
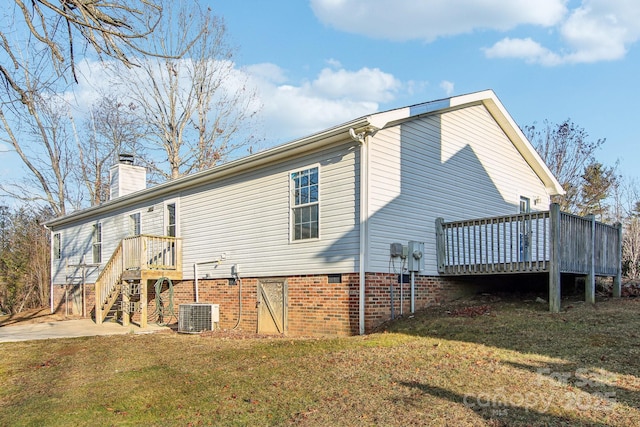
[407,241,424,272]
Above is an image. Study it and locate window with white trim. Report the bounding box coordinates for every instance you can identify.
[291,166,319,240]
[165,202,176,237]
[53,233,61,260]
[130,212,141,236]
[92,223,102,263]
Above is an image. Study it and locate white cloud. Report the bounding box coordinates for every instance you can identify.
[484,38,562,66]
[69,60,410,144]
[311,0,640,66]
[486,1,640,65]
[247,63,403,139]
[326,58,342,68]
[439,81,455,96]
[310,0,567,41]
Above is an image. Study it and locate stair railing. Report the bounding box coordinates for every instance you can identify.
[94,240,124,324]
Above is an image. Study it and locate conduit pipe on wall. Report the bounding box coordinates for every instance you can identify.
[193,259,222,303]
[411,271,415,314]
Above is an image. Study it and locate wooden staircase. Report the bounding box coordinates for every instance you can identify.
[94,235,182,327]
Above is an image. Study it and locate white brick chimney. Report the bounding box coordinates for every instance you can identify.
[109,154,146,200]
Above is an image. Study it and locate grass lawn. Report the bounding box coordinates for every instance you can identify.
[1,296,639,426]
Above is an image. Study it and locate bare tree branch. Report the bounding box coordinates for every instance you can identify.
[118,2,261,180]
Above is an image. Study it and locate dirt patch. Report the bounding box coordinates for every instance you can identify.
[0,308,76,327]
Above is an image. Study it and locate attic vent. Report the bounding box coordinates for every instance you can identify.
[178,303,219,333]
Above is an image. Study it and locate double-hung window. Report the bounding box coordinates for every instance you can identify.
[92,223,102,264]
[291,166,319,240]
[130,212,141,236]
[53,233,61,260]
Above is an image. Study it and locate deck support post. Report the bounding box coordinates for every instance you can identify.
[122,281,130,327]
[95,287,103,325]
[435,218,445,274]
[549,203,561,313]
[613,222,622,298]
[140,275,148,328]
[586,214,596,305]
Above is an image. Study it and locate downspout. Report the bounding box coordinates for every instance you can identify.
[42,223,54,314]
[350,128,369,335]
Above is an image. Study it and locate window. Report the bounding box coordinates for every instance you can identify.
[130,212,141,236]
[291,166,319,240]
[519,196,531,214]
[92,223,102,263]
[53,233,61,260]
[166,203,176,237]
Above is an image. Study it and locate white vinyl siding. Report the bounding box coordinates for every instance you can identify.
[367,104,550,275]
[50,200,167,284]
[49,142,361,284]
[179,143,358,279]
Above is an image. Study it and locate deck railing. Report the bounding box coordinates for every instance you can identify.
[94,240,125,323]
[122,234,182,271]
[436,203,622,312]
[94,235,182,324]
[436,207,620,276]
[436,211,551,274]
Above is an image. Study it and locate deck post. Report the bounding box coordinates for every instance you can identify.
[122,281,130,327]
[586,214,596,304]
[613,222,623,298]
[435,217,445,274]
[95,285,102,324]
[549,203,561,313]
[140,275,148,328]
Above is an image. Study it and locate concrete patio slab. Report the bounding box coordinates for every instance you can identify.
[0,319,170,343]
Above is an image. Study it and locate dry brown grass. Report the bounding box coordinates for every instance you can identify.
[1,296,639,426]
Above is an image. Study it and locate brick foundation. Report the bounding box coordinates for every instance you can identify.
[52,272,477,335]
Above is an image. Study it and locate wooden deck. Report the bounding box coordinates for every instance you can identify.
[435,203,622,312]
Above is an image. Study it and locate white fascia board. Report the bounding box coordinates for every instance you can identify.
[478,93,565,196]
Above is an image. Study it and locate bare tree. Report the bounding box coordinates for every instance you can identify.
[0,74,77,216]
[0,206,51,313]
[75,93,144,205]
[612,179,640,280]
[525,119,607,214]
[0,1,197,215]
[119,2,261,180]
[1,0,164,104]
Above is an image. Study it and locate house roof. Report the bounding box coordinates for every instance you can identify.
[45,89,564,228]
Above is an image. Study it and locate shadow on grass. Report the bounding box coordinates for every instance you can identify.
[384,296,640,373]
[381,296,640,420]
[502,359,637,413]
[0,309,54,327]
[399,381,611,427]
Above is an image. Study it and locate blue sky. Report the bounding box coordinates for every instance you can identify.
[206,0,639,182]
[1,0,639,194]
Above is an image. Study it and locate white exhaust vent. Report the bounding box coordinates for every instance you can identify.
[178,303,219,333]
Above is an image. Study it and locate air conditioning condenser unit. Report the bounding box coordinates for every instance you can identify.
[178,303,219,333]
